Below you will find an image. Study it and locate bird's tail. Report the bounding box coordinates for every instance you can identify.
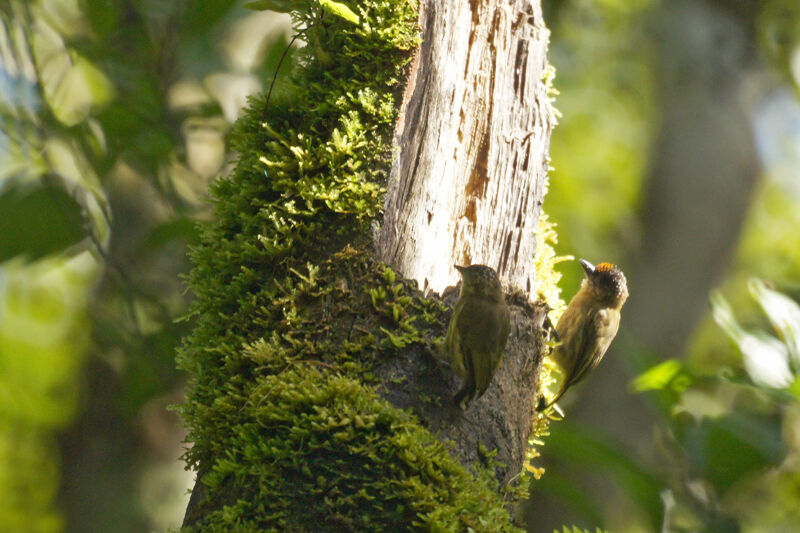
[453,381,475,410]
[453,352,476,410]
[537,385,565,412]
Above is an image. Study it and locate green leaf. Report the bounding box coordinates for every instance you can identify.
[380,327,409,348]
[243,0,296,12]
[630,359,684,392]
[141,216,201,253]
[183,0,240,33]
[0,180,86,263]
[548,423,663,530]
[319,0,360,24]
[689,412,785,491]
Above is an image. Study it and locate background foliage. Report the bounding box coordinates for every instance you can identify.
[1,0,288,530]
[1,0,800,532]
[527,1,800,532]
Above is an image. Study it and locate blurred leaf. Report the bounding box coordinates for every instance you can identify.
[672,388,729,420]
[555,527,612,533]
[544,0,654,266]
[82,0,121,41]
[749,278,800,371]
[244,0,295,12]
[788,378,800,400]
[757,0,800,89]
[684,412,784,492]
[32,22,115,126]
[0,181,86,263]
[0,422,63,532]
[630,359,684,392]
[141,216,201,254]
[244,0,360,24]
[319,0,360,24]
[548,423,663,530]
[183,0,238,33]
[711,290,793,389]
[98,105,176,178]
[0,251,98,528]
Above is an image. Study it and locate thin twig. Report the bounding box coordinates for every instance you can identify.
[264,27,309,111]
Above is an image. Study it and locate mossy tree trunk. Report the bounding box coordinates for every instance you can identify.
[179,0,554,531]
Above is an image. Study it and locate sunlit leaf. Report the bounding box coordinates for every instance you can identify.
[630,359,684,392]
[788,379,800,400]
[749,278,800,371]
[710,290,793,389]
[0,248,98,528]
[319,0,360,24]
[32,22,114,126]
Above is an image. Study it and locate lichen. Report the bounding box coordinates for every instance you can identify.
[176,1,524,530]
[522,212,571,481]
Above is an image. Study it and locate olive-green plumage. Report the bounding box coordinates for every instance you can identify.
[547,259,628,408]
[446,265,510,409]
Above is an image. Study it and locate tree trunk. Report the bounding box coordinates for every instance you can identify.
[179,0,554,529]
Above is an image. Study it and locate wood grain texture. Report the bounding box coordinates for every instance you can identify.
[379,0,555,296]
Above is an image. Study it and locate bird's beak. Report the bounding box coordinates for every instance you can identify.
[579,259,595,276]
[454,264,466,274]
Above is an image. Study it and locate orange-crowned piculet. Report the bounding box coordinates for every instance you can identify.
[545,259,628,408]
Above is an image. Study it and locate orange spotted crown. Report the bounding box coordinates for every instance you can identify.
[595,262,617,273]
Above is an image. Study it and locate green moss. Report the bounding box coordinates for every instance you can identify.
[185,364,516,532]
[177,1,523,530]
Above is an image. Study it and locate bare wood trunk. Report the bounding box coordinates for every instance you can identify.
[379,0,554,297]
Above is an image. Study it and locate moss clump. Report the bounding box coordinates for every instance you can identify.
[190,358,514,531]
[177,0,522,530]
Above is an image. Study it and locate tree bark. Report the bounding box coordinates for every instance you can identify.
[379,0,554,296]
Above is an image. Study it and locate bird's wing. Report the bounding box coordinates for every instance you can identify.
[457,298,509,394]
[562,308,614,391]
[446,302,466,377]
